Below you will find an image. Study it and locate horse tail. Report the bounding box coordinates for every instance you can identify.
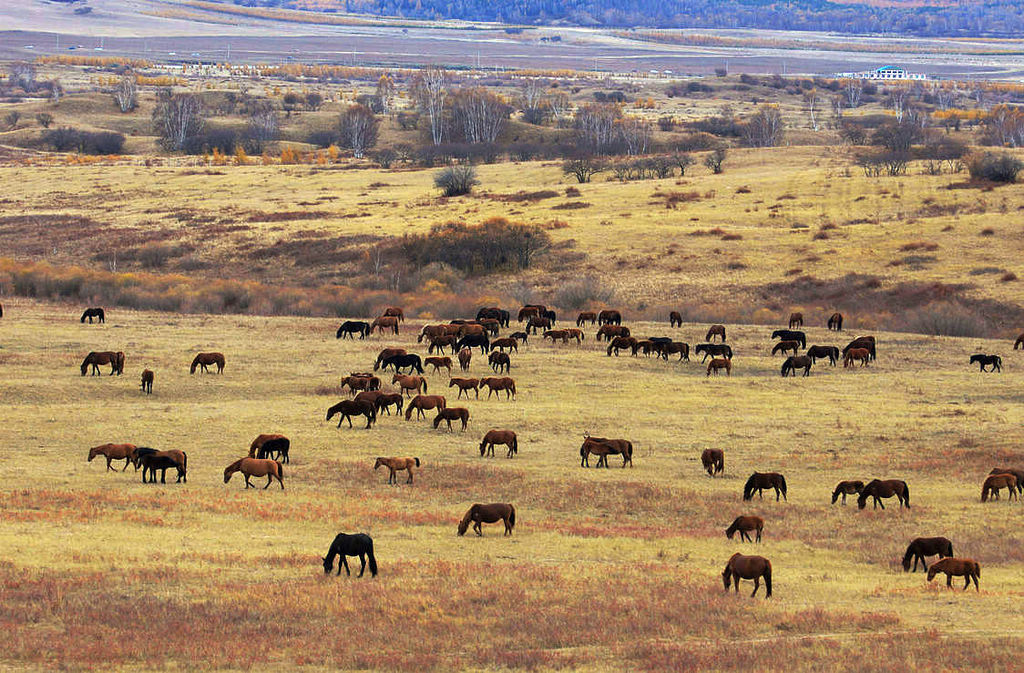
[508,504,516,529]
[422,378,427,393]
[366,539,378,577]
[763,561,772,598]
[902,481,910,508]
[946,541,954,557]
[512,435,518,455]
[974,561,980,578]
[779,475,787,498]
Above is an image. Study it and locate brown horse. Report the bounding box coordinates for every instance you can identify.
[990,467,1024,494]
[373,392,404,416]
[565,328,585,343]
[373,347,407,371]
[857,479,910,510]
[419,324,455,342]
[927,558,980,591]
[81,351,124,376]
[248,433,288,458]
[580,435,633,468]
[903,537,954,572]
[140,369,154,394]
[518,305,542,322]
[428,335,458,354]
[139,449,188,483]
[371,316,400,335]
[88,443,137,471]
[449,377,479,399]
[670,311,683,327]
[433,407,469,432]
[458,347,472,371]
[190,352,225,374]
[424,356,453,375]
[382,306,405,321]
[707,358,731,376]
[706,324,726,342]
[772,340,801,356]
[788,312,803,328]
[831,480,865,504]
[702,448,724,476]
[843,348,870,367]
[595,324,630,341]
[843,335,876,361]
[1015,332,1024,350]
[981,473,1019,502]
[341,375,373,394]
[491,338,519,353]
[722,553,772,598]
[781,355,813,377]
[405,394,447,420]
[577,311,597,326]
[726,516,764,543]
[597,309,621,325]
[480,430,518,458]
[828,312,843,331]
[526,316,551,334]
[543,329,569,344]
[224,457,284,489]
[392,374,427,396]
[480,377,516,400]
[488,351,510,373]
[375,456,420,484]
[743,472,787,501]
[326,400,377,429]
[606,336,637,356]
[457,503,516,536]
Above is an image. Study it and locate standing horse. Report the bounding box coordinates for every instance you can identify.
[81,351,124,376]
[781,355,812,377]
[488,351,510,373]
[457,503,516,536]
[373,348,407,371]
[1015,333,1024,350]
[579,435,633,468]
[429,335,458,354]
[702,448,724,476]
[771,329,806,348]
[843,348,870,368]
[139,450,188,484]
[458,347,472,371]
[695,343,732,362]
[336,321,371,339]
[249,434,290,463]
[990,467,1024,494]
[224,458,284,489]
[607,336,637,356]
[373,392,404,416]
[595,325,630,341]
[491,338,519,353]
[480,377,516,400]
[382,306,404,322]
[981,473,1018,502]
[449,377,479,399]
[526,316,551,335]
[806,345,839,366]
[969,354,1002,373]
[706,358,731,376]
[88,443,137,471]
[433,407,469,432]
[726,516,764,543]
[190,352,225,374]
[598,309,622,325]
[480,430,518,458]
[392,374,427,396]
[722,553,772,598]
[927,558,980,591]
[831,480,864,504]
[81,307,105,324]
[424,356,452,375]
[140,369,154,394]
[374,456,419,484]
[903,537,954,572]
[577,311,598,326]
[706,324,726,342]
[670,311,683,327]
[405,395,447,420]
[743,472,787,501]
[843,335,876,361]
[323,533,378,577]
[828,312,843,331]
[371,316,400,335]
[788,312,803,328]
[381,354,425,374]
[857,479,910,510]
[326,400,377,428]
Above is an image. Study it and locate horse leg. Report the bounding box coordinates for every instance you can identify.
[264,474,273,489]
[972,573,979,591]
[105,456,114,472]
[121,457,130,471]
[740,530,750,543]
[357,553,366,577]
[342,556,351,576]
[474,520,482,536]
[752,577,760,597]
[504,516,512,536]
[407,468,413,484]
[244,474,252,488]
[946,574,952,589]
[963,576,971,591]
[756,528,762,543]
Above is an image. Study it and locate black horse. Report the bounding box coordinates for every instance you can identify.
[456,334,490,354]
[806,345,839,366]
[902,537,953,572]
[743,472,788,501]
[379,354,424,374]
[131,447,157,471]
[322,533,378,577]
[140,452,188,484]
[257,436,291,463]
[969,354,1002,373]
[542,309,557,326]
[695,343,733,362]
[771,329,806,349]
[336,321,370,339]
[80,307,105,324]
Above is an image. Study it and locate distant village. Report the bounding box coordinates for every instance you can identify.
[836,65,928,81]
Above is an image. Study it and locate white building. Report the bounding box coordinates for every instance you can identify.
[836,66,928,81]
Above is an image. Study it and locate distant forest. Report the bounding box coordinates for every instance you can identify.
[229,0,1024,37]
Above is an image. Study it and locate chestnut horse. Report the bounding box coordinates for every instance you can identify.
[706,358,731,376]
[382,306,405,322]
[990,467,1024,494]
[457,503,516,536]
[428,335,458,354]
[458,347,472,371]
[81,351,124,376]
[341,375,373,395]
[88,443,137,471]
[404,395,447,420]
[224,458,284,489]
[140,369,154,394]
[743,472,787,501]
[726,516,764,543]
[374,456,420,484]
[843,335,876,361]
[857,479,909,510]
[828,312,843,331]
[326,400,377,428]
[424,356,452,375]
[722,553,772,598]
[480,377,516,400]
[392,374,427,396]
[248,433,288,457]
[903,537,953,572]
[190,352,224,374]
[580,435,633,468]
[670,311,683,327]
[480,430,518,458]
[434,407,470,432]
[371,316,400,335]
[607,336,637,356]
[981,473,1018,502]
[702,448,724,476]
[577,311,597,326]
[373,392,404,416]
[706,324,726,342]
[788,312,803,328]
[843,348,870,367]
[449,377,479,399]
[831,480,864,505]
[596,325,631,341]
[491,338,519,353]
[927,558,979,591]
[81,307,105,323]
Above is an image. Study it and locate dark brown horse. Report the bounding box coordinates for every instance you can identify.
[806,345,839,366]
[488,351,510,373]
[428,335,458,354]
[743,472,787,501]
[543,329,569,344]
[373,347,407,371]
[903,537,953,572]
[706,324,726,342]
[81,307,105,323]
[382,306,405,321]
[981,473,1018,502]
[224,458,284,489]
[722,553,772,598]
[433,407,469,432]
[480,430,518,458]
[857,479,910,510]
[458,347,472,371]
[140,369,154,394]
[772,340,801,356]
[843,348,870,367]
[579,435,633,468]
[843,335,876,361]
[491,338,519,353]
[457,503,516,536]
[248,433,289,459]
[596,324,631,341]
[577,311,597,326]
[341,375,373,395]
[607,336,637,356]
[828,312,843,331]
[831,480,864,504]
[598,309,621,325]
[670,311,683,327]
[448,377,479,399]
[788,312,803,328]
[373,392,404,416]
[371,316,400,335]
[81,351,124,376]
[702,448,724,476]
[88,443,137,471]
[480,377,516,400]
[1015,332,1024,350]
[404,394,447,420]
[726,516,764,543]
[927,558,979,591]
[190,352,224,374]
[326,399,377,429]
[781,355,812,377]
[706,358,731,376]
[969,354,1002,373]
[138,449,188,484]
[526,316,551,334]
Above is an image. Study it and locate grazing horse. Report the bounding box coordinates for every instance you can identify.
[843,335,876,361]
[139,450,187,484]
[596,325,630,341]
[981,473,1018,502]
[660,342,689,361]
[428,335,458,354]
[457,503,516,537]
[380,354,424,374]
[140,369,154,394]
[488,351,510,373]
[903,537,954,572]
[510,331,529,344]
[543,329,569,344]
[772,340,801,356]
[256,436,290,463]
[382,306,404,322]
[607,336,637,356]
[449,377,479,399]
[405,394,447,420]
[579,435,633,468]
[373,347,407,371]
[598,309,622,325]
[458,347,472,371]
[491,338,518,353]
[480,377,516,400]
[526,316,551,335]
[843,348,870,368]
[706,358,731,376]
[372,392,404,416]
[706,324,726,342]
[857,479,910,510]
[81,351,124,376]
[788,312,803,328]
[392,374,427,397]
[248,433,289,459]
[336,320,371,339]
[323,533,378,577]
[771,329,806,349]
[81,307,105,324]
[190,352,225,374]
[341,375,373,395]
[969,354,1002,373]
[326,399,377,429]
[476,307,510,328]
[224,458,284,489]
[480,430,518,458]
[702,448,724,476]
[696,343,732,362]
[375,456,419,484]
[807,345,839,366]
[456,334,490,354]
[927,558,980,592]
[577,311,597,326]
[781,355,813,377]
[418,324,458,342]
[722,553,772,598]
[743,472,787,501]
[518,305,545,322]
[371,316,400,335]
[1015,333,1024,350]
[828,312,843,331]
[433,407,469,432]
[990,468,1024,494]
[670,311,683,327]
[726,516,764,543]
[831,480,865,505]
[424,356,453,375]
[88,443,137,471]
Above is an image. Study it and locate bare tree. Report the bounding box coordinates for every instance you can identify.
[338,103,379,158]
[742,104,785,148]
[704,146,727,174]
[802,88,820,130]
[152,91,204,151]
[830,95,844,126]
[932,82,958,110]
[843,78,863,108]
[520,78,549,124]
[48,79,63,105]
[574,103,621,153]
[112,74,138,113]
[375,74,396,116]
[548,92,571,123]
[8,62,36,90]
[451,87,511,144]
[410,66,450,146]
[562,155,605,183]
[246,101,279,153]
[617,116,652,155]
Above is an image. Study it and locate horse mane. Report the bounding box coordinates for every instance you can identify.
[742,473,757,500]
[457,505,476,535]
